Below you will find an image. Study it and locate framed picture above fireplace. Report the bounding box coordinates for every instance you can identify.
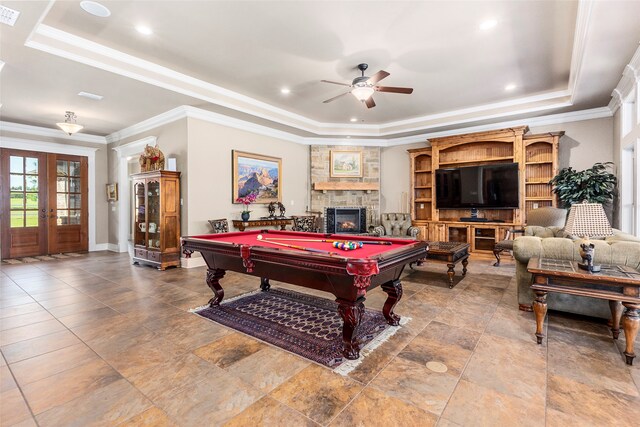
[232,150,282,203]
[330,150,363,178]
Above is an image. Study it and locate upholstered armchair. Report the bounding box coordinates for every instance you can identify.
[493,207,567,266]
[208,219,229,234]
[291,216,320,233]
[371,213,419,239]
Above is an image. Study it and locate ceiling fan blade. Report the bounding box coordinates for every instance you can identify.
[375,86,414,94]
[365,97,376,109]
[367,70,390,85]
[321,80,352,87]
[323,91,351,103]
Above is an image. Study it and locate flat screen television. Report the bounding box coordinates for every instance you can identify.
[435,163,519,209]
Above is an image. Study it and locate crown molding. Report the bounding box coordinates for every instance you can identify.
[609,43,640,113]
[27,22,590,139]
[0,121,108,144]
[112,136,157,157]
[568,0,593,102]
[105,104,611,148]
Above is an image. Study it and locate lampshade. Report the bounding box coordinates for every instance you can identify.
[351,85,375,101]
[56,111,83,135]
[564,202,613,237]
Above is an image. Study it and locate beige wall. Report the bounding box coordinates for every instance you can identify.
[529,117,614,171]
[0,129,109,246]
[380,141,426,213]
[186,118,309,235]
[107,119,188,245]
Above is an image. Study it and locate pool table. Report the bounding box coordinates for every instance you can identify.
[181,229,429,359]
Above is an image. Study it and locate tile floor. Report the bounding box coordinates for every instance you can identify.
[0,251,638,426]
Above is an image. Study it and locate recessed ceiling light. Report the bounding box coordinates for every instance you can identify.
[80,1,111,18]
[346,136,351,139]
[350,118,358,122]
[479,19,497,30]
[78,91,103,101]
[280,88,291,94]
[505,83,517,91]
[136,25,153,35]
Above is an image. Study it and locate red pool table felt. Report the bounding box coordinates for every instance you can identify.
[188,230,414,259]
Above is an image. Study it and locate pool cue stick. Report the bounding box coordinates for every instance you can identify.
[259,236,392,245]
[258,238,341,256]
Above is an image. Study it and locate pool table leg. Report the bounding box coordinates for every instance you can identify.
[260,278,271,292]
[337,298,365,360]
[381,279,403,326]
[206,268,226,306]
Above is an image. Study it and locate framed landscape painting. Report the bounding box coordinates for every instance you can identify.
[232,150,282,203]
[330,150,363,177]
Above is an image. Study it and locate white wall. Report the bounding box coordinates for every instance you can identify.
[380,142,426,213]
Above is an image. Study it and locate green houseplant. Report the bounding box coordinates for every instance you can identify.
[549,162,617,208]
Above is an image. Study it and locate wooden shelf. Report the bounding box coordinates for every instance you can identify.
[438,156,514,166]
[415,169,432,173]
[525,197,553,201]
[313,182,379,192]
[414,198,432,202]
[526,180,550,184]
[525,161,553,165]
[415,185,432,189]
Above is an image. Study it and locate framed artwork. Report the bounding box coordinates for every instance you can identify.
[106,183,118,201]
[232,150,282,203]
[330,150,363,177]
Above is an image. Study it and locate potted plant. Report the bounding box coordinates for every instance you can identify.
[549,162,617,209]
[236,193,258,221]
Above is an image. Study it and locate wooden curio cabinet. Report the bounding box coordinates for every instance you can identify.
[131,170,181,270]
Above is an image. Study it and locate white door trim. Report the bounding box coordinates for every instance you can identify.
[0,137,100,251]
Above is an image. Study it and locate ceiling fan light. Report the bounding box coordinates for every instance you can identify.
[352,85,375,101]
[56,111,83,135]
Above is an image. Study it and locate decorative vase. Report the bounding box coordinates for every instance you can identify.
[241,212,250,221]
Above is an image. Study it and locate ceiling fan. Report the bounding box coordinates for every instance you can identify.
[321,63,413,108]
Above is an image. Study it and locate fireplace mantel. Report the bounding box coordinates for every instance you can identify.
[313,182,379,193]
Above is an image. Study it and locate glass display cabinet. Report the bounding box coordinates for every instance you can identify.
[131,170,181,270]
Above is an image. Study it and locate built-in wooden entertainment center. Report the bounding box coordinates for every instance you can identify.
[409,126,562,252]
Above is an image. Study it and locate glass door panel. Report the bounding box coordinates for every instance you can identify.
[134,182,146,246]
[9,156,40,228]
[147,181,160,249]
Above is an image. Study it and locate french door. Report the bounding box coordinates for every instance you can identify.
[1,149,88,259]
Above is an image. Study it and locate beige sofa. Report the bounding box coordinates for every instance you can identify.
[513,227,640,319]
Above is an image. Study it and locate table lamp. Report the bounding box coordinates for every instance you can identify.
[564,201,613,272]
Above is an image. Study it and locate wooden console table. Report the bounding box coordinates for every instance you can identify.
[528,257,640,365]
[232,218,292,231]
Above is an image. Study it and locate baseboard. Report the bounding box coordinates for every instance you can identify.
[91,243,109,252]
[181,255,206,269]
[107,243,120,252]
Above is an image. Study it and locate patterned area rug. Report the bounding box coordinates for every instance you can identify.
[194,288,393,369]
[1,253,85,264]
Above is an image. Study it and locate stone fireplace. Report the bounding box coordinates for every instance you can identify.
[324,207,367,234]
[310,145,380,230]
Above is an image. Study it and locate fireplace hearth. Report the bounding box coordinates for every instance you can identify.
[324,207,367,234]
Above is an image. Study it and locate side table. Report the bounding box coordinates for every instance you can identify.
[527,257,640,365]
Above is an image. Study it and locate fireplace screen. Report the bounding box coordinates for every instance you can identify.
[324,207,367,234]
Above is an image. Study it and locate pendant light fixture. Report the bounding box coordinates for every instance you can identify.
[56,111,83,135]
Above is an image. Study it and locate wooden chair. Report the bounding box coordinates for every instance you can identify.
[208,218,229,234]
[493,207,567,266]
